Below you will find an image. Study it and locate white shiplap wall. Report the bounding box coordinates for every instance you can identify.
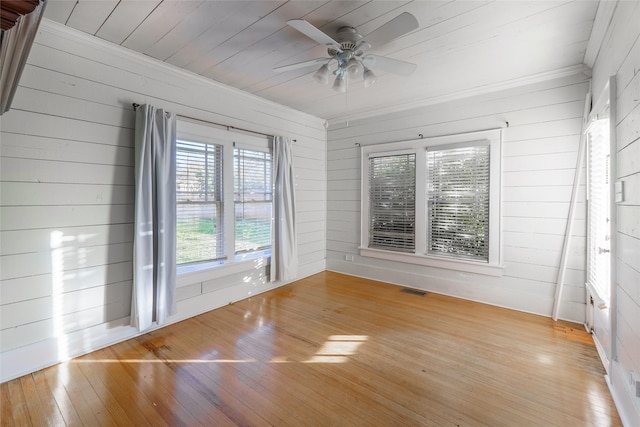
[0,20,326,382]
[590,1,640,424]
[326,73,590,323]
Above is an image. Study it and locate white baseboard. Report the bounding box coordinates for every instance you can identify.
[0,261,325,383]
[608,361,640,427]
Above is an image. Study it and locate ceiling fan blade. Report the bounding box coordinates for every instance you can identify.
[361,55,417,76]
[287,19,342,52]
[360,12,419,51]
[273,57,331,73]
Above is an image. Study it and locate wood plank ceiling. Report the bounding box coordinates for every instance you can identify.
[43,0,599,122]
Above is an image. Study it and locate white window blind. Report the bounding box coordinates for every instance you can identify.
[234,148,273,253]
[427,144,490,261]
[587,118,611,302]
[368,153,416,252]
[176,140,224,264]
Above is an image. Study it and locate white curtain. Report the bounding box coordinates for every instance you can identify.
[271,136,298,282]
[131,104,177,331]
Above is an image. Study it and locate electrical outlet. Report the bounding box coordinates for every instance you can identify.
[345,254,354,262]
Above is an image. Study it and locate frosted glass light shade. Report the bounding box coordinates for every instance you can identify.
[346,58,363,77]
[312,64,330,84]
[332,74,347,93]
[363,68,377,87]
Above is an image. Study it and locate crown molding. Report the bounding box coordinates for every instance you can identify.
[327,64,591,128]
[37,19,325,126]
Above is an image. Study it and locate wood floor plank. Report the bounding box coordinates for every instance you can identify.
[0,382,16,426]
[137,325,285,427]
[75,348,151,426]
[18,375,50,426]
[31,370,73,426]
[41,363,101,426]
[98,345,178,426]
[40,367,85,427]
[0,271,622,426]
[5,379,30,427]
[107,339,208,426]
[58,355,118,426]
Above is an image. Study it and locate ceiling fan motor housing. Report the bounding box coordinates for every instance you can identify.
[328,26,363,71]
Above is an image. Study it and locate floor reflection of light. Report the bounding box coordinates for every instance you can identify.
[51,231,69,361]
[305,335,368,364]
[537,353,553,365]
[71,359,258,364]
[587,382,610,426]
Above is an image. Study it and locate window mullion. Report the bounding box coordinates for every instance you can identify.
[223,143,235,261]
[415,149,427,254]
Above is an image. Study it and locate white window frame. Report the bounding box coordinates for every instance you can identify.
[176,119,272,278]
[360,129,503,276]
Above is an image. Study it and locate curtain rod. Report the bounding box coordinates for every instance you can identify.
[354,123,508,147]
[132,103,296,142]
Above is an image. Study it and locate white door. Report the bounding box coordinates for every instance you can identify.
[586,102,613,372]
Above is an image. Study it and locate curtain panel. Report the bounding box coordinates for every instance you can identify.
[131,105,177,331]
[271,136,298,282]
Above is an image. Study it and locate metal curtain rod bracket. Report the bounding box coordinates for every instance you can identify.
[131,103,296,142]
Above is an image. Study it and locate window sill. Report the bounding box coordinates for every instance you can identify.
[358,247,504,277]
[176,250,271,287]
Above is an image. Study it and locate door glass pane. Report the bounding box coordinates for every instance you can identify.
[587,115,611,303]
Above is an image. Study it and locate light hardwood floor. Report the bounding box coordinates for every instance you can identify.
[1,272,621,426]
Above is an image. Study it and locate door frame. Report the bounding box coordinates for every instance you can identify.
[585,76,617,374]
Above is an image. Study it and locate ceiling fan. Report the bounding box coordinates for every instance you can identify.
[274,12,419,92]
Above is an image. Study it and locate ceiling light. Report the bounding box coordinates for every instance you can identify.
[345,58,363,77]
[332,71,347,93]
[363,68,377,88]
[312,64,330,85]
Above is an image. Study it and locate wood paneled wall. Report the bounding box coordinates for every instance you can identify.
[0,20,327,382]
[590,1,640,424]
[326,73,590,322]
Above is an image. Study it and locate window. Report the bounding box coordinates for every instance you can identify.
[368,153,416,252]
[176,120,272,268]
[234,148,273,253]
[176,140,224,264]
[360,130,502,275]
[427,144,490,261]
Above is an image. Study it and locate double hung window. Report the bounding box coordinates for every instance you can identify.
[360,130,502,275]
[176,140,224,264]
[234,148,273,253]
[368,153,416,252]
[176,120,272,268]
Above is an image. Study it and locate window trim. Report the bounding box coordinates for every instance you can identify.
[359,129,503,276]
[176,119,272,277]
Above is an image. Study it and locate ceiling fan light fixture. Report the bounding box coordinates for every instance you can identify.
[278,12,419,93]
[363,68,377,88]
[332,72,347,93]
[346,57,363,77]
[312,63,331,84]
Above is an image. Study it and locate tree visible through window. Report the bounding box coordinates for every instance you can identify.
[368,153,416,252]
[427,145,490,261]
